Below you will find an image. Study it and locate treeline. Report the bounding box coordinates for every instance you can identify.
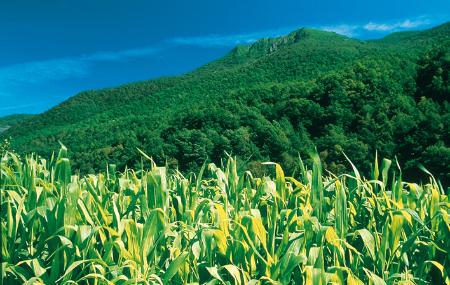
[2,25,449,185]
[155,44,450,183]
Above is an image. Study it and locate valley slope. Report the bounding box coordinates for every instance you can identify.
[0,114,34,133]
[2,23,449,184]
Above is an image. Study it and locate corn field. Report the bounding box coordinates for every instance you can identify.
[1,146,449,284]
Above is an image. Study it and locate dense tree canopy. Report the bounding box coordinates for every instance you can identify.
[2,23,450,186]
[0,114,34,132]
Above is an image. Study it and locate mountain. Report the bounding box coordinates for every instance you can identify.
[0,114,34,133]
[2,23,450,184]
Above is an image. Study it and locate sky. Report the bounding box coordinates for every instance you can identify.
[1,0,449,116]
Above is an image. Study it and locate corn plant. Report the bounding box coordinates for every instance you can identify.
[1,146,449,284]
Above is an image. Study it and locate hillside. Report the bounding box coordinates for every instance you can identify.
[2,23,450,185]
[0,114,34,133]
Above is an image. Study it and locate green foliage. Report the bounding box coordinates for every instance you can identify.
[1,23,450,186]
[0,114,34,133]
[1,147,449,284]
[416,40,450,103]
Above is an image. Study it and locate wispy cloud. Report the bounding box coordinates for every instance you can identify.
[0,59,90,85]
[364,18,431,32]
[0,46,161,86]
[82,46,160,61]
[168,16,435,47]
[0,15,438,88]
[169,34,257,47]
[321,24,359,37]
[168,27,297,47]
[320,16,434,37]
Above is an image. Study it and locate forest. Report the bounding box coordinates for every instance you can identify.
[1,23,449,186]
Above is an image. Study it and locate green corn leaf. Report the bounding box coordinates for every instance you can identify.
[356,229,376,261]
[163,252,189,284]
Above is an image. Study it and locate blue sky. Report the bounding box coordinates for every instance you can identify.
[1,0,449,116]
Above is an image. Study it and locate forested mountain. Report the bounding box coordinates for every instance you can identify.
[2,23,449,185]
[0,114,34,133]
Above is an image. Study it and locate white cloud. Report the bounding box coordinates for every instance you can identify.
[83,46,160,61]
[364,22,392,31]
[0,27,294,87]
[364,18,431,32]
[319,17,433,37]
[167,27,297,47]
[321,24,359,37]
[0,59,89,85]
[169,33,262,47]
[170,24,358,47]
[400,19,427,28]
[169,16,433,47]
[0,46,162,86]
[0,16,436,87]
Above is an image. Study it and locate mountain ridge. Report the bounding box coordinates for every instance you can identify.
[2,23,449,184]
[0,114,34,133]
